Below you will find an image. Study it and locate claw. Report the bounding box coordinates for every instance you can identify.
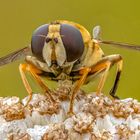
[67,111,75,117]
[24,93,33,107]
[110,94,120,100]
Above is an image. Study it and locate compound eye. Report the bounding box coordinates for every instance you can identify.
[31,24,49,60]
[60,24,84,62]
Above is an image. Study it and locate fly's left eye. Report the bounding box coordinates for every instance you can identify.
[60,24,84,62]
[31,24,49,60]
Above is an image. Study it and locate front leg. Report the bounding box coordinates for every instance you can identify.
[68,67,91,115]
[19,63,56,107]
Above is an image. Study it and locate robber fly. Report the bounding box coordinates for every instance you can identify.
[0,20,140,115]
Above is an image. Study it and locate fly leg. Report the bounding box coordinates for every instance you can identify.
[68,54,123,115]
[19,63,56,107]
[68,67,91,115]
[109,56,123,99]
[88,54,123,98]
[19,63,33,107]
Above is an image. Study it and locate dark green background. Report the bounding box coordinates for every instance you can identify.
[0,0,140,100]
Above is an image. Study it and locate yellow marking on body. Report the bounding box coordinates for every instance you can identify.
[49,24,60,34]
[43,24,66,66]
[48,24,61,63]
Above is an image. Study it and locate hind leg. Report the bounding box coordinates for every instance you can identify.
[87,54,123,98]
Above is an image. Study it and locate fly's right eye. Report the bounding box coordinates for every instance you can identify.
[60,24,84,62]
[31,24,49,60]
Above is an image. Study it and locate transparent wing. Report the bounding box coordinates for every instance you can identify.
[92,26,140,51]
[94,39,140,51]
[0,45,31,66]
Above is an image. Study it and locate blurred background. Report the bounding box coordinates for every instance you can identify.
[0,0,140,100]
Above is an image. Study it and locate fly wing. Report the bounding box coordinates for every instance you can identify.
[0,45,31,66]
[92,26,140,51]
[94,39,140,51]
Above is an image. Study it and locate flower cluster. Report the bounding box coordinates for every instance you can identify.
[0,90,140,139]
